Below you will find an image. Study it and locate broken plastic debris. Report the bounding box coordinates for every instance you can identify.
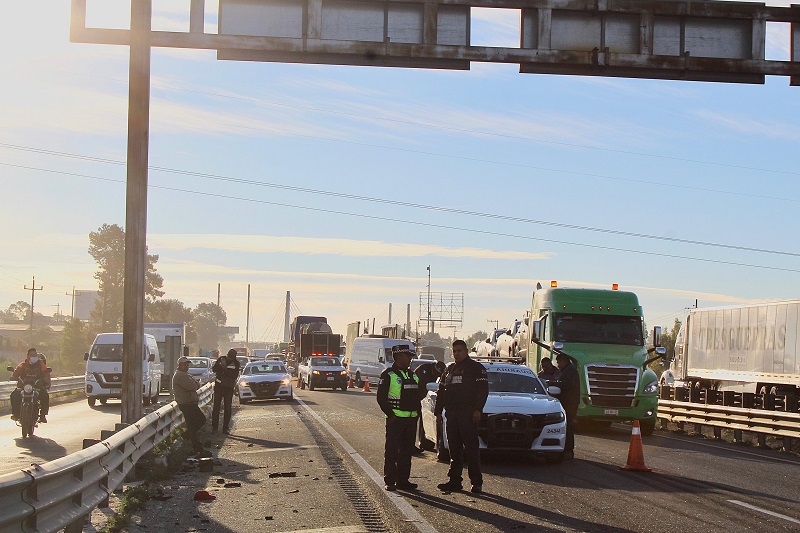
[193,490,216,501]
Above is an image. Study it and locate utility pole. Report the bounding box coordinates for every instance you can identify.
[121,0,152,425]
[487,319,499,332]
[246,284,251,344]
[426,265,431,334]
[66,287,75,318]
[283,291,291,343]
[388,303,392,325]
[25,276,43,347]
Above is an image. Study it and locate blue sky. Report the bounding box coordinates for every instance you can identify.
[1,1,798,342]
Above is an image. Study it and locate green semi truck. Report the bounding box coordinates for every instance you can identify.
[525,282,665,436]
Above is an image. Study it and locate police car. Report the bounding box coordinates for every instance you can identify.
[420,359,567,463]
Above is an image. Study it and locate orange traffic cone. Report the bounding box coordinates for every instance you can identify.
[348,375,355,389]
[363,378,371,392]
[620,420,651,472]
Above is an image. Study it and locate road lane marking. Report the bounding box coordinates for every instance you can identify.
[297,398,439,533]
[728,500,800,525]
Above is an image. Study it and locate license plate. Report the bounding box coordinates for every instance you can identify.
[604,409,619,416]
[327,377,334,381]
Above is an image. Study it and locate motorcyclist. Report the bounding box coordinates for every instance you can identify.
[10,348,51,423]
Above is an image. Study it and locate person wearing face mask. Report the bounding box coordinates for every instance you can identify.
[211,349,241,434]
[10,348,51,423]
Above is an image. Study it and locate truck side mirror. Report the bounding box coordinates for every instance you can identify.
[84,352,90,361]
[532,320,541,341]
[183,346,190,357]
[6,365,13,372]
[652,326,663,347]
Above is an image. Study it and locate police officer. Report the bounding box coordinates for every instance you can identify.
[435,339,489,494]
[211,349,240,434]
[376,345,424,492]
[555,352,580,460]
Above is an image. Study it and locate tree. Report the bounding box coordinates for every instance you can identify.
[466,330,489,349]
[7,301,31,321]
[59,317,94,375]
[88,223,164,331]
[191,302,227,352]
[146,298,192,324]
[647,318,681,374]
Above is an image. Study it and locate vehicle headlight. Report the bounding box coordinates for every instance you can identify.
[23,384,33,394]
[281,378,291,385]
[312,370,321,375]
[339,370,347,375]
[239,380,249,387]
[544,411,565,424]
[643,381,659,394]
[85,372,96,382]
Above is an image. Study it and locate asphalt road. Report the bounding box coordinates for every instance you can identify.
[116,386,800,533]
[0,396,161,475]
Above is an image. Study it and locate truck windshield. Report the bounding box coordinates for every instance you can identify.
[89,344,123,361]
[553,313,643,346]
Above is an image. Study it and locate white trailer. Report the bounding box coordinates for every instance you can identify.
[667,301,800,395]
[144,323,186,389]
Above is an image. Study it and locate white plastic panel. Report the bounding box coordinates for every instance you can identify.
[219,0,304,38]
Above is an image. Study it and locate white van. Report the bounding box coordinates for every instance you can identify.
[347,336,415,387]
[84,333,164,407]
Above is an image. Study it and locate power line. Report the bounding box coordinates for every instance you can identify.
[0,146,798,258]
[1,160,798,274]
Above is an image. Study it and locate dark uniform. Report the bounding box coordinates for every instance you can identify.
[211,350,241,434]
[555,357,580,457]
[377,353,424,490]
[434,355,488,490]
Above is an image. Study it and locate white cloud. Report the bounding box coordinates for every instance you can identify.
[149,234,554,260]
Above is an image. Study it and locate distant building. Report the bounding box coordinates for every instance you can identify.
[74,290,100,320]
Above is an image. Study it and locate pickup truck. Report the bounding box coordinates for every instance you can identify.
[298,356,348,391]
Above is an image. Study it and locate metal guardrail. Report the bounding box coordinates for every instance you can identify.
[0,382,213,533]
[0,376,85,396]
[658,400,800,439]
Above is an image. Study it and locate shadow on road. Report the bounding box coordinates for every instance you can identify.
[13,433,67,463]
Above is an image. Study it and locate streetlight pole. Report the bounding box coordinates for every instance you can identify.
[426,266,431,334]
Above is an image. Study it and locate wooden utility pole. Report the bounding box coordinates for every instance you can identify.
[121,0,152,425]
[66,287,75,318]
[24,276,43,347]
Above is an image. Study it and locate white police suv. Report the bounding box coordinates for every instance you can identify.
[420,360,567,463]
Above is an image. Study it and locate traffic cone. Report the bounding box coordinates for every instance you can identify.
[363,378,371,392]
[348,375,355,388]
[620,420,651,472]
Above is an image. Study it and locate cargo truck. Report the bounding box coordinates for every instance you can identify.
[525,282,665,436]
[663,301,800,397]
[288,315,342,373]
[144,322,186,391]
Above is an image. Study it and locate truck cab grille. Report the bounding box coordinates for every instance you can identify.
[585,364,638,408]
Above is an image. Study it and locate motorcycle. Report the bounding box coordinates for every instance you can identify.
[7,365,51,438]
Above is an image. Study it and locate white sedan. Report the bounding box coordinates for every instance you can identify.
[237,360,293,403]
[186,357,214,386]
[421,361,566,463]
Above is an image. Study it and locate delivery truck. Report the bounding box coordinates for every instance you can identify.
[663,301,800,397]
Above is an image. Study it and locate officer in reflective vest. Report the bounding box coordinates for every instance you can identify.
[376,345,424,492]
